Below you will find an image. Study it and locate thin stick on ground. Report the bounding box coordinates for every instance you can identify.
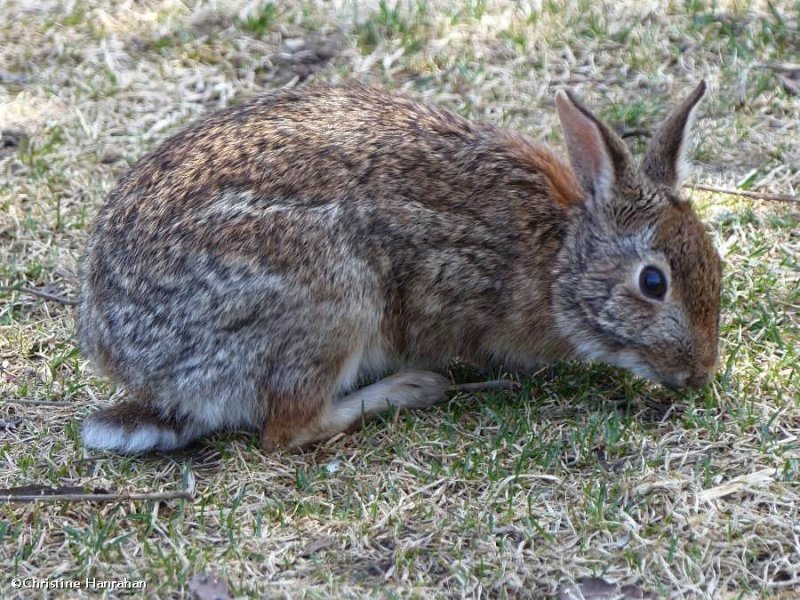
[2,489,194,504]
[685,183,799,204]
[3,398,73,407]
[0,286,78,306]
[451,380,521,393]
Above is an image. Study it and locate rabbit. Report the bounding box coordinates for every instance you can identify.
[78,81,721,454]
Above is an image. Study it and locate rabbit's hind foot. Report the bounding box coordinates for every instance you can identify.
[82,400,190,454]
[260,370,453,451]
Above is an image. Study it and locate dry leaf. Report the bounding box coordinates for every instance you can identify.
[299,536,336,557]
[188,572,231,600]
[0,70,28,84]
[559,577,654,599]
[0,416,24,431]
[696,468,777,502]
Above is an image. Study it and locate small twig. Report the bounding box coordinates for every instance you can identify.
[685,183,799,204]
[0,286,78,306]
[3,398,72,407]
[451,380,520,393]
[2,489,194,504]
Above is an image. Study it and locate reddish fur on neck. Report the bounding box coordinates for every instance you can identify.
[504,134,585,208]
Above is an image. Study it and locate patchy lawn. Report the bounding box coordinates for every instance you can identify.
[1,0,798,597]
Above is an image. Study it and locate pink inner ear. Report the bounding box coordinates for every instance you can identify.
[555,92,613,197]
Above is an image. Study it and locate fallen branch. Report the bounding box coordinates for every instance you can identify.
[0,286,78,306]
[1,488,194,504]
[685,183,799,204]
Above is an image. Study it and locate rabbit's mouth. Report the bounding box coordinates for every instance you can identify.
[629,361,692,390]
[599,349,692,390]
[570,337,694,390]
[640,367,699,391]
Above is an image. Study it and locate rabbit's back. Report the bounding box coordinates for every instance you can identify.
[95,85,577,226]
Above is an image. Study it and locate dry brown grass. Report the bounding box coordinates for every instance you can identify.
[1,1,798,598]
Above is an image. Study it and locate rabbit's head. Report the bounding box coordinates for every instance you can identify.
[551,82,722,389]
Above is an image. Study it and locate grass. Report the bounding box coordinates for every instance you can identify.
[1,0,799,598]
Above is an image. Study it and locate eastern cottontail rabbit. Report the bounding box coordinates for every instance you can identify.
[79,82,721,453]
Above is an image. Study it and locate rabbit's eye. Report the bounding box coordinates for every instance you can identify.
[639,265,667,300]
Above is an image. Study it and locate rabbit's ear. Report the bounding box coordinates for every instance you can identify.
[642,81,706,191]
[555,90,633,205]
